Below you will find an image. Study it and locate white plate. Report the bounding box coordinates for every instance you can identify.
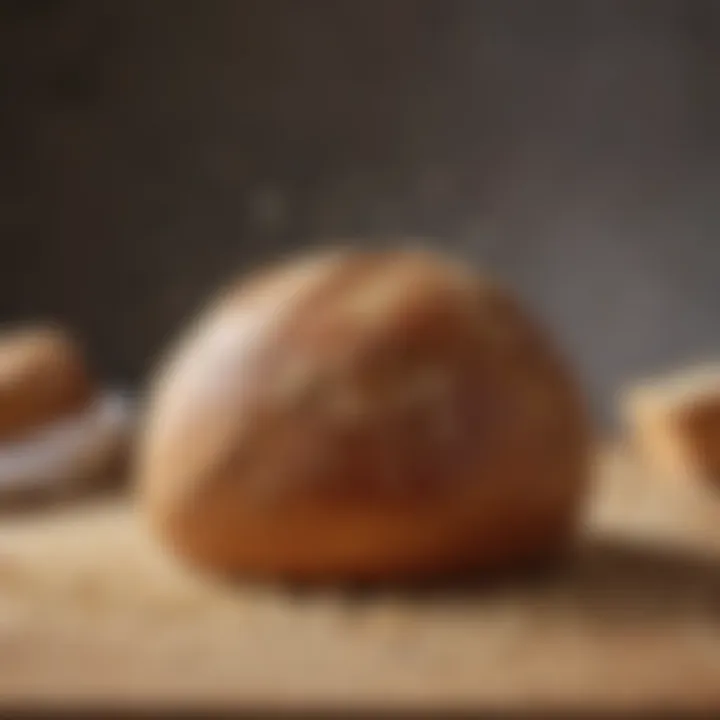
[0,391,134,498]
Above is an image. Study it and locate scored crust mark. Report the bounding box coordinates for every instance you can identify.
[265,253,444,413]
[277,252,387,329]
[338,254,437,323]
[326,364,456,443]
[259,254,396,410]
[266,357,463,497]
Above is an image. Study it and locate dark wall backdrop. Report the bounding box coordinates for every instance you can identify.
[1,0,719,420]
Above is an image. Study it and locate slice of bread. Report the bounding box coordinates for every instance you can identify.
[621,365,720,485]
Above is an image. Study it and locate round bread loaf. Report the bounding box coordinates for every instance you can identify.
[0,325,95,442]
[138,249,590,581]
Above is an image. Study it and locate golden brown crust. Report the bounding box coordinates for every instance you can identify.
[138,249,590,581]
[0,325,95,442]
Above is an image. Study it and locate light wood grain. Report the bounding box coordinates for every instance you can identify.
[1,449,720,711]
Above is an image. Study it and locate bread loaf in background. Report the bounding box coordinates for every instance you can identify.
[0,325,94,442]
[0,324,134,504]
[622,366,720,485]
[138,248,590,582]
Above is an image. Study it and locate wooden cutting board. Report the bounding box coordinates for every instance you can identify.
[1,449,720,712]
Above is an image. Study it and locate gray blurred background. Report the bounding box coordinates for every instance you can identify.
[0,0,718,420]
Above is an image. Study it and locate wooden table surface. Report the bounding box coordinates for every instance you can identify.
[1,449,719,712]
